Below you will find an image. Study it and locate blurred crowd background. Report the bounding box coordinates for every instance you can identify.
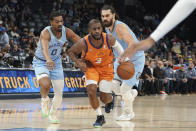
[0,0,195,95]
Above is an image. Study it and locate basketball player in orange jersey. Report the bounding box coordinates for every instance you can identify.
[68,19,124,128]
[120,0,196,59]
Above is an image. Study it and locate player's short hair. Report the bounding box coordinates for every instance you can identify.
[101,5,119,19]
[49,11,62,21]
[88,19,101,29]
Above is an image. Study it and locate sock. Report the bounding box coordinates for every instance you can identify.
[41,96,49,101]
[96,107,102,116]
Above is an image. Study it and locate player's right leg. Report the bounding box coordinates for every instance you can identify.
[33,58,51,118]
[35,69,51,117]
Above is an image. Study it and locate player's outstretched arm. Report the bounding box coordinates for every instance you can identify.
[120,0,196,59]
[150,0,196,42]
[120,37,155,60]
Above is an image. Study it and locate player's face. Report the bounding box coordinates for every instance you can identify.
[50,16,63,32]
[101,9,115,27]
[89,23,103,40]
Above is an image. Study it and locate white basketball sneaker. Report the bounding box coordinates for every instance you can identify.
[41,96,50,117]
[116,112,135,121]
[49,109,60,124]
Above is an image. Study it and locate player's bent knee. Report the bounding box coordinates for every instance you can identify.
[122,92,134,102]
[120,82,132,94]
[99,80,113,93]
[100,92,111,103]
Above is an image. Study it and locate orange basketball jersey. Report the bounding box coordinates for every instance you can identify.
[82,33,113,67]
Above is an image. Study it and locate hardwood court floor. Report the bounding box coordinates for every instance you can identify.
[0,94,196,131]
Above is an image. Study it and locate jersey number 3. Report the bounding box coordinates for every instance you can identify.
[95,58,102,64]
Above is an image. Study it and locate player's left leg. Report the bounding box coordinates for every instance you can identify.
[49,62,64,124]
[116,55,145,121]
[33,62,51,118]
[49,79,64,124]
[116,82,138,121]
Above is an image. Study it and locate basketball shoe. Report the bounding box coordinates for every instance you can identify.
[93,115,106,128]
[116,89,137,121]
[49,108,60,124]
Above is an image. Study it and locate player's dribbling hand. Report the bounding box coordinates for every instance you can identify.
[76,60,88,72]
[118,57,129,64]
[46,59,55,71]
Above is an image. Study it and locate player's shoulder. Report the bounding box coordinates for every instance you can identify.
[40,27,50,39]
[115,22,129,32]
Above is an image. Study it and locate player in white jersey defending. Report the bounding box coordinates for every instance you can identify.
[120,0,196,59]
[33,11,80,123]
[101,5,145,121]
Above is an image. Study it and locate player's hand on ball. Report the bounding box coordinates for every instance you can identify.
[118,57,129,64]
[46,59,55,71]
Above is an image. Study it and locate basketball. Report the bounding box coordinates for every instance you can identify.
[117,61,135,80]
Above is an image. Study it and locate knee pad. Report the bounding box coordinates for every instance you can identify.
[99,80,113,93]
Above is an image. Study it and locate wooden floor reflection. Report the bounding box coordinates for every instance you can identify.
[0,94,196,131]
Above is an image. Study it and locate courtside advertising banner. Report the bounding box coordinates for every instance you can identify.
[0,69,86,93]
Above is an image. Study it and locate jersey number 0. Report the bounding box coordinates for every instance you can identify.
[51,49,57,55]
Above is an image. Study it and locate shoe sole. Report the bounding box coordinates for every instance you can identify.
[49,120,60,124]
[115,114,135,121]
[49,117,60,124]
[93,121,105,128]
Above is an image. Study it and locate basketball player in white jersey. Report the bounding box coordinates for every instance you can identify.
[120,0,196,59]
[33,11,80,123]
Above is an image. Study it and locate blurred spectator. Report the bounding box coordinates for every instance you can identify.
[175,64,188,94]
[186,61,196,93]
[153,60,166,94]
[163,61,175,94]
[0,27,9,48]
[10,26,20,39]
[171,41,181,55]
[141,59,155,95]
[24,50,34,68]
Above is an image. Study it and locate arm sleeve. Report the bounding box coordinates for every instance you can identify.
[150,0,196,42]
[112,40,124,56]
